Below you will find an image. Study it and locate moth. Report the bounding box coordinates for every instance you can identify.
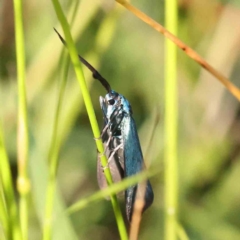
[54,29,154,221]
[97,90,154,221]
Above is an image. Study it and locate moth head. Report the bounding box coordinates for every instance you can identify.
[99,90,132,120]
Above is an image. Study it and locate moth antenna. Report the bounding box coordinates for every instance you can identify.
[54,28,112,93]
[78,55,112,93]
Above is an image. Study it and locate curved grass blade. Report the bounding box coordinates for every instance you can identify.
[51,1,127,239]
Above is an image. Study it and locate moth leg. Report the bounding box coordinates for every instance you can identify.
[93,123,110,141]
[100,123,110,138]
[102,142,123,172]
[105,134,112,150]
[98,132,113,160]
[93,118,112,143]
[93,136,102,141]
[107,143,123,164]
[95,137,110,160]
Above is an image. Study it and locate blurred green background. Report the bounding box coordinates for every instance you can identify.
[1,0,240,239]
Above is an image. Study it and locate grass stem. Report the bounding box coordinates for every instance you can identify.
[51,1,128,239]
[42,2,78,240]
[164,0,178,239]
[116,0,240,101]
[13,0,29,238]
[0,125,22,240]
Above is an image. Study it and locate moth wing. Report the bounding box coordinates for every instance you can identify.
[97,127,124,199]
[122,116,154,221]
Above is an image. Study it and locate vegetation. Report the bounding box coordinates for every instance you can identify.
[1,0,240,239]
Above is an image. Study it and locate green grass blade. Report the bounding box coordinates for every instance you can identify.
[66,167,160,215]
[42,2,78,240]
[13,0,30,238]
[42,38,71,240]
[51,1,128,239]
[177,223,189,240]
[0,175,9,239]
[34,6,118,240]
[0,125,22,240]
[164,0,178,239]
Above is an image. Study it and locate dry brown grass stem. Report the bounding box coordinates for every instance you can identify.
[116,0,240,101]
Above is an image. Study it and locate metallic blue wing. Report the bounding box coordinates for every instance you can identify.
[121,115,154,221]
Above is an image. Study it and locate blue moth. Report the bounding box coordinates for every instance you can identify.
[54,29,154,221]
[98,90,154,221]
